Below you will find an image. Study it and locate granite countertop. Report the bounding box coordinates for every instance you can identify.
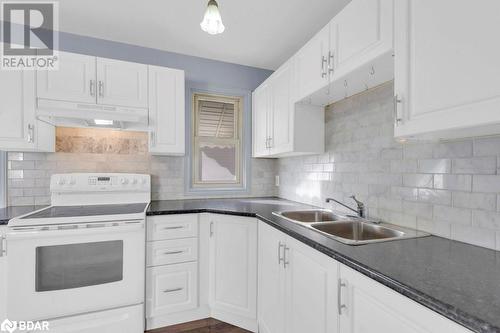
[148,197,500,333]
[0,205,48,225]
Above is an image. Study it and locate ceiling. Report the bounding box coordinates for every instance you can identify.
[56,0,351,70]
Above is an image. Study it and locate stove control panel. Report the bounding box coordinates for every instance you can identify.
[50,173,151,192]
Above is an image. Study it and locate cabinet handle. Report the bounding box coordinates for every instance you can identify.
[268,137,273,149]
[163,287,183,293]
[89,80,95,97]
[321,55,328,78]
[164,250,184,255]
[98,80,104,97]
[265,138,269,149]
[278,241,285,265]
[337,279,347,315]
[394,95,403,125]
[283,245,290,268]
[210,221,214,237]
[150,131,156,146]
[27,124,34,143]
[328,51,334,74]
[0,235,5,257]
[163,226,184,230]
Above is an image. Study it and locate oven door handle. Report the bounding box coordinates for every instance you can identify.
[6,220,144,240]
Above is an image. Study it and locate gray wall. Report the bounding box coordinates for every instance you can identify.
[278,82,500,251]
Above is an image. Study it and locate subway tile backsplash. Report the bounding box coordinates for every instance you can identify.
[277,82,500,250]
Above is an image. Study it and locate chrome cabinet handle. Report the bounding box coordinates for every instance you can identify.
[163,287,183,293]
[394,95,403,125]
[321,55,328,78]
[163,226,184,230]
[210,221,214,237]
[338,279,347,315]
[90,80,95,97]
[164,250,184,255]
[268,137,273,149]
[328,51,334,74]
[265,138,269,149]
[98,80,104,97]
[278,241,285,265]
[283,245,290,268]
[0,235,5,257]
[150,131,156,146]
[27,124,34,143]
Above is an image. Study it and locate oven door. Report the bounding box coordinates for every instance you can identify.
[5,220,145,321]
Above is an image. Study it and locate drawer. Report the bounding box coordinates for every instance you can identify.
[147,214,198,241]
[147,238,198,267]
[146,262,198,317]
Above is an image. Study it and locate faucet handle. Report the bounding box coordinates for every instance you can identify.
[350,195,364,206]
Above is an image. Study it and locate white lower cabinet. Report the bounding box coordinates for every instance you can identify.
[208,214,258,332]
[338,264,473,333]
[258,221,338,333]
[0,226,6,322]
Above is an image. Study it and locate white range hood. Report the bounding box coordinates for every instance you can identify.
[36,98,149,130]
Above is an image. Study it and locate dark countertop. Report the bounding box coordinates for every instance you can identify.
[148,197,500,333]
[0,205,48,225]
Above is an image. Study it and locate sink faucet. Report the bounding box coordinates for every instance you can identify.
[325,195,365,218]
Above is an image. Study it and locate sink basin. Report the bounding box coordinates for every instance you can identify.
[273,210,349,224]
[273,209,429,245]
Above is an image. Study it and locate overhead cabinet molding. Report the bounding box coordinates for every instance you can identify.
[394,0,500,140]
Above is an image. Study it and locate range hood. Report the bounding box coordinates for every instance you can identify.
[36,98,149,130]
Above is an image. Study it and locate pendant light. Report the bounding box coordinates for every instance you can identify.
[200,0,225,35]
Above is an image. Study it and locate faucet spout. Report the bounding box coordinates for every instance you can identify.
[325,195,365,218]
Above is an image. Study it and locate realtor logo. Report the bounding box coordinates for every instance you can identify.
[0,318,50,332]
[1,1,59,70]
[0,319,16,333]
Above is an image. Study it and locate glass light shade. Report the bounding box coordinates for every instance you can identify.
[200,0,225,35]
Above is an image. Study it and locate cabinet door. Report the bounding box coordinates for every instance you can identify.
[394,0,500,139]
[0,70,54,152]
[284,236,338,333]
[257,222,286,333]
[269,60,294,155]
[0,227,6,322]
[209,215,257,330]
[295,24,330,102]
[339,264,472,333]
[331,0,393,78]
[252,83,271,157]
[148,65,185,155]
[97,58,148,108]
[37,51,96,103]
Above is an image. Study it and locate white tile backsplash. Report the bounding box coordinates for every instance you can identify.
[278,82,500,251]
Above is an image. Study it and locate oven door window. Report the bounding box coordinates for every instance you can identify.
[35,240,124,292]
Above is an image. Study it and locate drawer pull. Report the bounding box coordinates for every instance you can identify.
[164,250,184,255]
[163,287,183,293]
[163,226,185,230]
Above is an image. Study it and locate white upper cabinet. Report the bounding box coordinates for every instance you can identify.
[148,65,185,155]
[331,0,394,79]
[208,215,258,332]
[36,51,96,104]
[252,82,271,157]
[253,58,324,158]
[394,0,500,140]
[0,70,54,152]
[295,24,330,101]
[97,58,148,108]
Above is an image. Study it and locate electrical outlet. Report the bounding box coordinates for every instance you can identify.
[275,175,280,187]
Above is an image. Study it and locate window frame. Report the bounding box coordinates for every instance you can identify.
[191,93,243,188]
[185,84,252,196]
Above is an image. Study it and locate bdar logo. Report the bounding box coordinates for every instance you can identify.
[0,319,17,333]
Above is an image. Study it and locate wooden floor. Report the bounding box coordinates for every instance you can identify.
[146,318,252,333]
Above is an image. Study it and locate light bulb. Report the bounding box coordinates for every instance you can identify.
[200,0,225,35]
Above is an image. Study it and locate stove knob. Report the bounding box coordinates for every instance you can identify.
[57,178,66,185]
[69,178,76,185]
[132,178,138,185]
[121,178,129,185]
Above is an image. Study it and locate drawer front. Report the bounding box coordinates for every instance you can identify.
[147,214,198,241]
[146,262,198,317]
[147,238,198,267]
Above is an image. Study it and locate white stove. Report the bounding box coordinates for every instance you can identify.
[5,173,151,333]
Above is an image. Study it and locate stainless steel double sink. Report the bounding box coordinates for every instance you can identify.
[273,210,429,245]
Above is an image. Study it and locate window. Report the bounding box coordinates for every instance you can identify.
[192,93,243,188]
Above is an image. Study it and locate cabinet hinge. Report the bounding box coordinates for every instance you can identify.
[394,95,403,126]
